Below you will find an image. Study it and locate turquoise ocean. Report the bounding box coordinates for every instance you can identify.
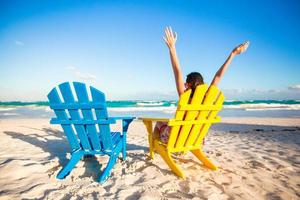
[0,100,300,119]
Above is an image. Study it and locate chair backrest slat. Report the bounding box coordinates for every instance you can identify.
[90,86,113,150]
[194,90,224,146]
[175,84,208,148]
[73,82,105,151]
[167,90,191,149]
[47,87,80,151]
[58,82,92,150]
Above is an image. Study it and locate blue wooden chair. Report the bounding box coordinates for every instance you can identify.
[47,82,134,183]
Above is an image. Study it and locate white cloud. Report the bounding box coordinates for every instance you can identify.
[74,71,96,80]
[67,66,76,71]
[223,86,300,100]
[288,84,300,90]
[15,40,24,46]
[67,65,96,80]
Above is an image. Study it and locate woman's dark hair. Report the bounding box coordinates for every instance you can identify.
[186,72,204,97]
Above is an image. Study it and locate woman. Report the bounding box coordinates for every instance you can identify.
[156,26,250,143]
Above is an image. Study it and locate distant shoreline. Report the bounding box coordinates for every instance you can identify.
[1,99,300,109]
[1,100,300,119]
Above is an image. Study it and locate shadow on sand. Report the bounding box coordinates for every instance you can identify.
[3,127,148,180]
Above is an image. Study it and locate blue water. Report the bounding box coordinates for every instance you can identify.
[0,100,300,119]
[1,100,299,107]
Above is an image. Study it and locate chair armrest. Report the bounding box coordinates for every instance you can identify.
[109,117,135,133]
[139,118,169,158]
[139,117,170,123]
[139,118,169,137]
[50,118,116,125]
[109,116,135,121]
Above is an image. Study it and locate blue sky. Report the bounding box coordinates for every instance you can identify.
[0,0,299,101]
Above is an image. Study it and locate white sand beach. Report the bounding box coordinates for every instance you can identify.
[0,117,299,199]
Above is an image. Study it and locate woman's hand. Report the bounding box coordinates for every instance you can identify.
[163,26,177,49]
[232,41,250,55]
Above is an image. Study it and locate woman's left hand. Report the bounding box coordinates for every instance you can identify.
[232,41,250,55]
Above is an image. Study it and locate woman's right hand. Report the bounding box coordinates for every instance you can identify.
[163,26,177,49]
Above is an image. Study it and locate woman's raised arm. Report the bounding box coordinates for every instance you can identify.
[210,41,250,87]
[163,27,185,96]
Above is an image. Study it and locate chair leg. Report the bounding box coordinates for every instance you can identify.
[148,131,156,159]
[57,151,83,179]
[122,137,127,161]
[98,155,118,183]
[143,121,154,159]
[159,149,185,178]
[191,149,218,170]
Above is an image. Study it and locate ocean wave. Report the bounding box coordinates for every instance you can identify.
[224,103,300,110]
[0,105,52,113]
[0,101,48,107]
[0,107,18,111]
[108,106,177,112]
[1,100,300,113]
[137,102,165,106]
[1,112,21,116]
[23,105,49,110]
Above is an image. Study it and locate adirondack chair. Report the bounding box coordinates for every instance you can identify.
[140,84,224,178]
[47,82,134,183]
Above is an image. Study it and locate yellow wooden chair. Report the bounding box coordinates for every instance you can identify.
[140,84,224,178]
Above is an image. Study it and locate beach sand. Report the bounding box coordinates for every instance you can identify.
[0,117,299,199]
